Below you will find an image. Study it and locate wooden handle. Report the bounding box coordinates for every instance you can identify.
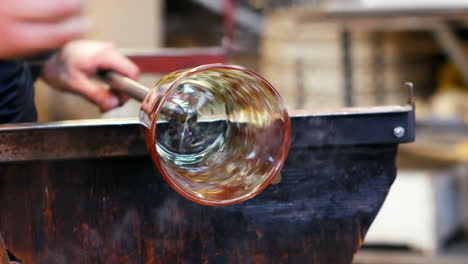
[98,70,149,102]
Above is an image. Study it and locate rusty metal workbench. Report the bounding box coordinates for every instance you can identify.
[0,90,414,263]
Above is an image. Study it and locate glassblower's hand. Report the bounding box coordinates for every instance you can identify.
[41,40,140,112]
[0,0,87,59]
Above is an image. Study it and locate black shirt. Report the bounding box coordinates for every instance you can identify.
[0,54,50,124]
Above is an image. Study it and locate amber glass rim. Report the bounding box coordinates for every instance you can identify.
[149,63,291,206]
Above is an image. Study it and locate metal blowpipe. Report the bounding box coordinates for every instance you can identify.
[98,70,149,102]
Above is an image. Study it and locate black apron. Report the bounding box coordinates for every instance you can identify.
[0,59,38,123]
[0,52,55,124]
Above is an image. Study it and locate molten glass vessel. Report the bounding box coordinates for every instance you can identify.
[105,64,290,206]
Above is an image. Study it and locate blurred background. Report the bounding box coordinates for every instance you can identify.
[34,0,468,263]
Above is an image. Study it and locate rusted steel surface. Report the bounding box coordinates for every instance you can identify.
[0,234,9,264]
[0,103,414,263]
[0,143,397,264]
[0,105,414,162]
[0,119,147,162]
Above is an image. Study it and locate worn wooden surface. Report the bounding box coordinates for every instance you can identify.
[0,143,397,264]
